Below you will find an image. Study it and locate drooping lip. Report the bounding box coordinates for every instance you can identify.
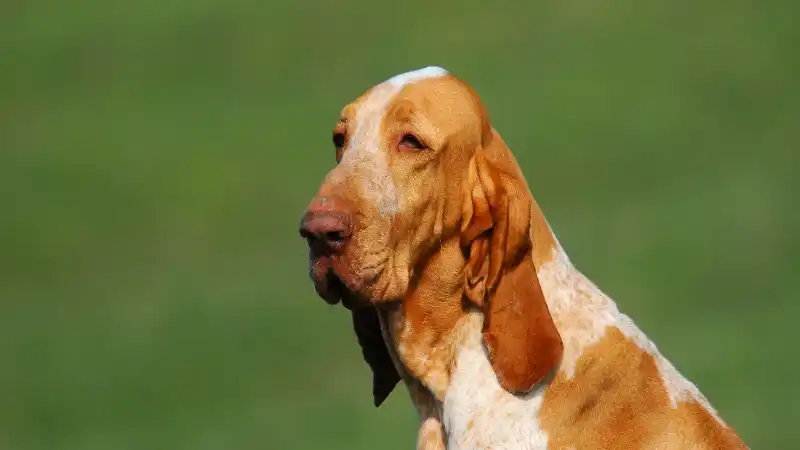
[310,256,371,310]
[314,269,345,305]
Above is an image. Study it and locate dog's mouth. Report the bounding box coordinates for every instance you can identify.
[311,258,371,310]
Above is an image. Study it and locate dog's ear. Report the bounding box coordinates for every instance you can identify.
[351,308,401,406]
[460,134,563,394]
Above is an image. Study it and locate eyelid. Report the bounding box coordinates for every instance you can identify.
[401,116,437,149]
[399,133,428,150]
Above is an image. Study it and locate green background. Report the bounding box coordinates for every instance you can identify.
[1,0,797,448]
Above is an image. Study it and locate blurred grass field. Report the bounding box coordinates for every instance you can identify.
[1,0,797,448]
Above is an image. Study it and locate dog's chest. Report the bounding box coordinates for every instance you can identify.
[442,344,550,450]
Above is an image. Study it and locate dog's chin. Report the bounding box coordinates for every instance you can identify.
[314,271,372,310]
[310,260,373,310]
[308,250,404,309]
[339,288,371,310]
[311,270,343,305]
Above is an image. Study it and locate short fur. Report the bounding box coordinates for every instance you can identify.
[300,67,748,449]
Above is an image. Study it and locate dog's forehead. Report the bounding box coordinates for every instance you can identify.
[384,66,449,87]
[341,66,472,122]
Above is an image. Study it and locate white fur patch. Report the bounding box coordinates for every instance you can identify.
[340,67,449,216]
[440,243,727,448]
[536,248,724,422]
[444,313,550,450]
[386,66,449,87]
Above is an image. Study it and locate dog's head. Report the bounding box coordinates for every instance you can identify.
[300,67,562,405]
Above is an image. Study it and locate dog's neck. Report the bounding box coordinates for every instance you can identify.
[381,238,469,401]
[377,202,583,413]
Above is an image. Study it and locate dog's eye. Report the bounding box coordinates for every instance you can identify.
[333,133,346,149]
[399,134,426,151]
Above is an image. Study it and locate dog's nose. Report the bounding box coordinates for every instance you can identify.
[299,209,352,253]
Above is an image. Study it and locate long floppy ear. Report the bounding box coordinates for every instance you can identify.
[351,307,401,406]
[461,136,563,394]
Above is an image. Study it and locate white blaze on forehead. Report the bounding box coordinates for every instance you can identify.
[385,66,449,87]
[339,66,449,216]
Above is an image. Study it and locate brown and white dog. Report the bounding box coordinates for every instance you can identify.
[299,67,748,449]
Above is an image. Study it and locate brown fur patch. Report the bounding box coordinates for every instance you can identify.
[540,326,748,449]
[417,417,447,450]
[478,129,557,268]
[483,254,563,394]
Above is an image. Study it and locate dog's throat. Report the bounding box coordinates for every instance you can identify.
[374,305,412,380]
[375,306,445,423]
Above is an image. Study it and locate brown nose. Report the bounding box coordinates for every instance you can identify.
[299,209,352,253]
